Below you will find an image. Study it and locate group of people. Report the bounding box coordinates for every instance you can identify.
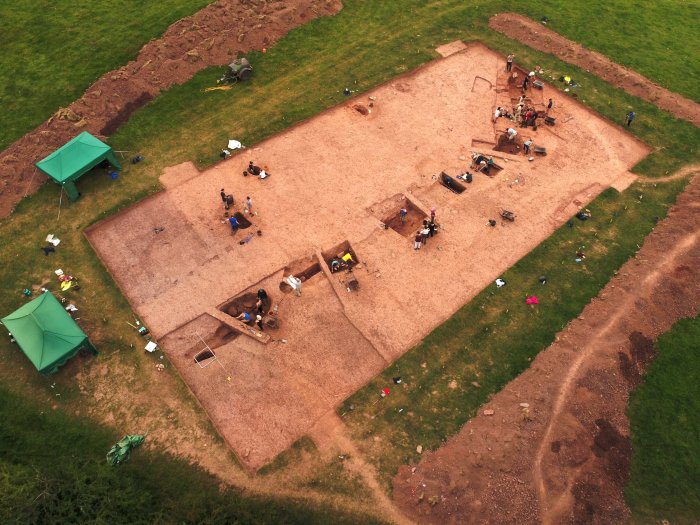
[235,289,269,331]
[219,189,254,233]
[245,161,269,179]
[493,93,552,134]
[471,153,496,174]
[413,208,438,250]
[330,252,354,273]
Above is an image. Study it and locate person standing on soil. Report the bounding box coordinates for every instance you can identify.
[514,104,523,123]
[431,207,436,222]
[523,138,533,155]
[428,220,436,238]
[414,231,422,250]
[287,276,302,297]
[506,127,518,142]
[506,54,514,72]
[547,98,553,113]
[522,75,530,92]
[220,188,234,211]
[626,111,635,127]
[399,207,408,222]
[228,215,239,234]
[421,222,430,245]
[244,196,253,214]
[256,314,264,331]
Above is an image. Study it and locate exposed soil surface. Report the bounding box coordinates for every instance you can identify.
[379,195,427,238]
[489,13,700,127]
[0,0,342,217]
[85,44,647,470]
[392,168,700,524]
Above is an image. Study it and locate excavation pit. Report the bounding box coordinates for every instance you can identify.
[440,172,466,194]
[279,255,322,293]
[381,196,427,237]
[322,240,359,273]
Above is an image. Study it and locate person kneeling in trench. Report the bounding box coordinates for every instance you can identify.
[236,311,253,324]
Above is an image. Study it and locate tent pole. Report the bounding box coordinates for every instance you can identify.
[57,186,64,222]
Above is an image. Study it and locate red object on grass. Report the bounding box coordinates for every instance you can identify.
[383,388,390,396]
[525,295,539,305]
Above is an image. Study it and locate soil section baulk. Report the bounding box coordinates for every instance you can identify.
[393,171,700,524]
[86,43,648,469]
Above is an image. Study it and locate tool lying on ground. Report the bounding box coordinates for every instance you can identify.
[501,210,516,222]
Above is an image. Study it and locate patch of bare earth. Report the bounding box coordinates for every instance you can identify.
[392,168,700,524]
[85,43,648,472]
[489,13,700,127]
[0,0,342,217]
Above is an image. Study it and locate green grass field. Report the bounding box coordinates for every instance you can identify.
[0,385,384,525]
[340,178,689,487]
[626,315,700,524]
[0,0,210,151]
[1,0,699,520]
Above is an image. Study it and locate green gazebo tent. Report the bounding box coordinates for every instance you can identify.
[36,131,121,201]
[1,292,96,374]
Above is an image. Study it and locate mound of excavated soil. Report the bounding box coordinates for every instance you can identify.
[0,0,342,218]
[393,169,700,524]
[489,13,700,127]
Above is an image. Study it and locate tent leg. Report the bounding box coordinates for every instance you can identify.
[63,182,80,201]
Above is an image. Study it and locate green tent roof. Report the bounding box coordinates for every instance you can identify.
[1,292,94,374]
[36,131,121,184]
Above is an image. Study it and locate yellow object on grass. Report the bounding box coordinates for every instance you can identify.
[204,86,233,93]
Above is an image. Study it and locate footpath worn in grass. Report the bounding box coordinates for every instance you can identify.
[0,386,384,525]
[626,315,700,524]
[339,178,689,486]
[0,0,210,151]
[0,0,699,514]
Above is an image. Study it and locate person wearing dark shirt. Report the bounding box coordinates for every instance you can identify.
[248,161,261,175]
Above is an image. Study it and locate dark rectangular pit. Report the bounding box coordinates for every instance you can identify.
[440,172,466,194]
[279,255,322,293]
[494,134,521,155]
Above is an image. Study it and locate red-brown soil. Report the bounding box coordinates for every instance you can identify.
[85,44,648,470]
[489,13,700,127]
[0,0,342,218]
[392,169,700,524]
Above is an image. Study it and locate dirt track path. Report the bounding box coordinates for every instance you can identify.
[310,412,413,525]
[533,224,699,524]
[392,168,700,523]
[489,13,700,127]
[636,164,700,184]
[0,0,341,218]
